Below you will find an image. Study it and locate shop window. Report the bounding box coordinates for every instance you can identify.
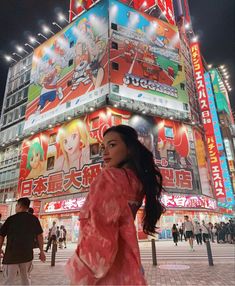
[111,23,117,30]
[68,59,73,66]
[164,126,174,139]
[112,62,119,70]
[112,84,119,93]
[20,105,26,117]
[90,143,100,158]
[167,150,176,164]
[183,103,189,111]
[111,41,118,50]
[47,156,55,171]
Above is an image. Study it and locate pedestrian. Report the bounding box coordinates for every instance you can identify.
[45,221,57,252]
[183,215,195,251]
[63,226,67,249]
[172,224,179,246]
[201,220,210,243]
[0,197,46,285]
[58,226,65,249]
[179,225,184,241]
[194,221,202,245]
[66,124,165,285]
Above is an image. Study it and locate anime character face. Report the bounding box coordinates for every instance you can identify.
[29,150,41,169]
[63,132,80,155]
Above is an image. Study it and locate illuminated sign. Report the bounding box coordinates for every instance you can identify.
[157,0,175,25]
[190,43,226,200]
[205,72,234,206]
[25,0,109,131]
[43,197,86,213]
[161,194,217,210]
[109,0,189,118]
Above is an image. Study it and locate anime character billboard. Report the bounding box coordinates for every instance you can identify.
[24,0,109,130]
[19,117,103,199]
[19,107,200,199]
[109,0,189,118]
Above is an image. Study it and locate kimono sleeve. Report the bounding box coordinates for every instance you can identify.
[65,168,127,285]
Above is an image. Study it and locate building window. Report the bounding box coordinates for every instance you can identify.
[111,41,118,50]
[68,59,73,66]
[112,62,119,70]
[167,150,176,164]
[164,126,174,138]
[180,83,185,90]
[111,23,117,30]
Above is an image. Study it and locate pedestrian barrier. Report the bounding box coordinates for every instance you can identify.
[151,239,157,266]
[205,239,214,266]
[51,240,57,266]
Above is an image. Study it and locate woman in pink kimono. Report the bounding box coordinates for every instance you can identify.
[66,125,165,285]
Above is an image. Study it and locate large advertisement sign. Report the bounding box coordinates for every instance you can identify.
[210,69,234,124]
[193,129,213,197]
[19,107,200,199]
[69,0,100,21]
[205,72,235,206]
[157,0,175,25]
[190,43,226,202]
[109,0,189,119]
[24,0,109,131]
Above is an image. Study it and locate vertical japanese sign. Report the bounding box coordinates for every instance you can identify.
[205,72,234,206]
[190,43,226,200]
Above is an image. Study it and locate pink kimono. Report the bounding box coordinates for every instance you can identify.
[65,167,147,285]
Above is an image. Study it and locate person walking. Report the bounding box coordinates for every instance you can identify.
[62,226,67,249]
[179,225,184,242]
[0,197,46,285]
[194,221,202,245]
[66,124,165,285]
[45,221,57,252]
[201,220,210,243]
[183,215,195,251]
[172,224,179,246]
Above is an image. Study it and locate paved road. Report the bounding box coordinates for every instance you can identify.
[1,241,234,285]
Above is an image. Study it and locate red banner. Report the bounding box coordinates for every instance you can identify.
[190,43,226,200]
[157,0,175,25]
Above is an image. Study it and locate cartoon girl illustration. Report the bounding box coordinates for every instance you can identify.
[55,119,96,173]
[26,141,46,179]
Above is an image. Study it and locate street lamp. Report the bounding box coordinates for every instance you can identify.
[38,33,48,40]
[5,55,17,63]
[25,43,34,51]
[58,13,69,23]
[29,36,41,45]
[52,22,62,30]
[12,52,23,59]
[16,45,29,54]
[42,25,55,35]
[69,9,77,17]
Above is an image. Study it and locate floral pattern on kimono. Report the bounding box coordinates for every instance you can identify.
[65,167,147,285]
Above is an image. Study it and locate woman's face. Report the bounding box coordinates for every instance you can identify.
[101,131,129,168]
[30,150,41,169]
[63,132,80,155]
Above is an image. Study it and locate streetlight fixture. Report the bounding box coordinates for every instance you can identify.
[191,36,198,42]
[42,25,55,35]
[58,13,69,23]
[5,55,17,63]
[69,9,77,17]
[12,52,23,59]
[16,45,29,54]
[38,33,48,40]
[29,36,41,45]
[52,22,62,30]
[25,43,34,51]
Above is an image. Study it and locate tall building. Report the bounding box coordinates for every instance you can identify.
[0,0,234,240]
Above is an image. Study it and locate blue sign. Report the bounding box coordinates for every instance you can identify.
[205,72,235,206]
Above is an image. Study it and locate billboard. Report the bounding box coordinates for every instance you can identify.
[210,69,234,124]
[157,0,175,25]
[109,0,189,119]
[19,107,200,199]
[193,129,213,197]
[205,72,235,206]
[24,0,109,131]
[191,43,226,201]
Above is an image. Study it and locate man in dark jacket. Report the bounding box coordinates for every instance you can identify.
[0,197,46,285]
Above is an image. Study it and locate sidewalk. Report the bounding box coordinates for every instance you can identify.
[0,261,234,285]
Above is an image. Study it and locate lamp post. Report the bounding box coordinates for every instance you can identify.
[58,13,69,23]
[12,52,23,59]
[43,25,55,35]
[52,22,62,30]
[16,45,29,54]
[25,43,34,51]
[29,36,41,45]
[5,55,17,63]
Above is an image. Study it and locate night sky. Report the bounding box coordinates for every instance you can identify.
[0,0,234,111]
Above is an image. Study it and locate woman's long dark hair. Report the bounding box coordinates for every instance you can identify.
[103,124,165,235]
